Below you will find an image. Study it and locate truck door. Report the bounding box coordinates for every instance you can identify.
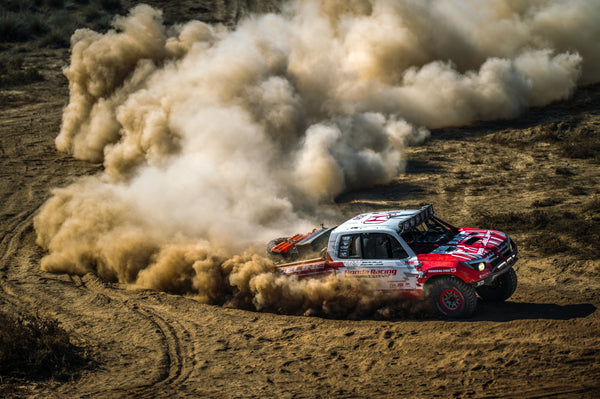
[338,233,420,291]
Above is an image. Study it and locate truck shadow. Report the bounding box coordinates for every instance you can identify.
[470,301,597,322]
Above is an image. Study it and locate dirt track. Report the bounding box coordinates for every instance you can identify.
[2,7,600,399]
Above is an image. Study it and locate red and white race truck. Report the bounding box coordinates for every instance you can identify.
[267,205,518,318]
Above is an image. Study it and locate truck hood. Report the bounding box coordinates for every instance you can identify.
[420,228,510,263]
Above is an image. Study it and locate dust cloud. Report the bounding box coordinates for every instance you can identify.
[34,0,600,316]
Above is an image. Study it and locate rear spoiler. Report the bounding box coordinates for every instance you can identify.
[271,226,336,254]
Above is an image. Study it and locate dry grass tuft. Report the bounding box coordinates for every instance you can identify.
[474,198,600,259]
[0,0,123,48]
[0,310,88,380]
[0,56,43,88]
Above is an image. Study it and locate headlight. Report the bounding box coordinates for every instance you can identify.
[461,261,488,271]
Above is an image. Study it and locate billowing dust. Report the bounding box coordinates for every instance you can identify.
[34,0,600,316]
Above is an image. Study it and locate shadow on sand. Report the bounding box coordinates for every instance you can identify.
[470,301,597,322]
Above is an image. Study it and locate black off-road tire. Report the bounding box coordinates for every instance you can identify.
[476,268,518,302]
[427,276,478,318]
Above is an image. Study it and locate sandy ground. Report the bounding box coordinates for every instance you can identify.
[2,9,600,399]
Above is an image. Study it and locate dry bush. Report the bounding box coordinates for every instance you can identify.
[474,209,550,231]
[569,186,588,196]
[558,134,599,163]
[99,0,121,12]
[0,311,88,380]
[558,126,600,161]
[0,56,43,88]
[0,0,122,48]
[487,108,600,163]
[0,10,48,42]
[474,198,600,259]
[532,198,563,208]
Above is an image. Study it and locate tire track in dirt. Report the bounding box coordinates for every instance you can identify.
[0,282,22,309]
[134,307,184,385]
[65,274,197,398]
[0,93,199,396]
[489,384,600,398]
[0,209,33,309]
[0,209,36,270]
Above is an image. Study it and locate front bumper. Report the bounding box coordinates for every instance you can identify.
[473,253,518,287]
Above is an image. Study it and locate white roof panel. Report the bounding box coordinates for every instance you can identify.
[335,205,434,234]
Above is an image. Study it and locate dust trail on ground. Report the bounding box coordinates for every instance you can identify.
[34,0,599,316]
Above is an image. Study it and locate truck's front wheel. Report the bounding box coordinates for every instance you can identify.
[428,277,478,318]
[476,268,517,302]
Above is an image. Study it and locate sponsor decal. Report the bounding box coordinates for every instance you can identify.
[363,214,393,224]
[428,268,457,273]
[360,261,385,266]
[344,269,397,278]
[370,269,397,275]
[281,263,327,275]
[389,282,415,288]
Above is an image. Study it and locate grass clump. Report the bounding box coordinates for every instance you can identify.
[0,310,87,380]
[0,10,49,42]
[473,198,600,259]
[0,0,124,48]
[100,0,122,11]
[0,56,43,88]
[532,197,562,208]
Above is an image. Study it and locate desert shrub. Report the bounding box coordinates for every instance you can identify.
[39,27,71,48]
[0,56,44,88]
[523,235,570,256]
[558,123,600,162]
[0,311,86,379]
[1,0,35,13]
[583,197,600,213]
[473,199,600,259]
[560,141,600,160]
[100,0,121,12]
[0,0,126,47]
[0,11,31,42]
[39,10,81,48]
[83,8,112,31]
[46,0,65,8]
[532,197,562,208]
[555,166,575,176]
[487,113,600,163]
[28,13,48,35]
[0,10,48,42]
[84,8,101,22]
[474,209,549,231]
[569,186,588,196]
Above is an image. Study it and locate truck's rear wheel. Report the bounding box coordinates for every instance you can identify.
[476,268,517,302]
[428,277,477,318]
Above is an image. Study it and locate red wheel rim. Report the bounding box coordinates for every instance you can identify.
[440,288,462,312]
